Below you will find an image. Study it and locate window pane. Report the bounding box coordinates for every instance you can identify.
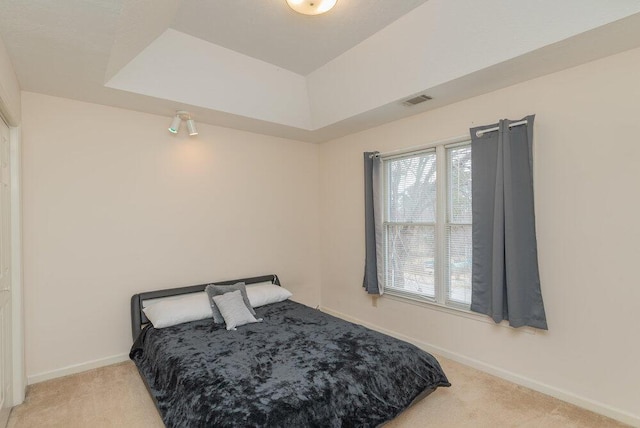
[385,224,435,299]
[446,224,472,306]
[387,152,437,223]
[448,146,472,224]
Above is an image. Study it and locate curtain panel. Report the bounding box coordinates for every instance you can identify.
[470,115,548,329]
[363,152,384,295]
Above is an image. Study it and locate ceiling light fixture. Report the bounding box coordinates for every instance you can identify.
[286,0,337,16]
[168,111,198,136]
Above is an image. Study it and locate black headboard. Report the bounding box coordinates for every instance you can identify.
[130,274,280,341]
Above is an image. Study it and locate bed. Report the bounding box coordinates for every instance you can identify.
[130,274,450,427]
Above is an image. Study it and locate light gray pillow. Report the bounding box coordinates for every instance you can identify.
[205,282,256,324]
[212,290,262,331]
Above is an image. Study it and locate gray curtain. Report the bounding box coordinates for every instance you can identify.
[363,152,384,295]
[470,115,547,329]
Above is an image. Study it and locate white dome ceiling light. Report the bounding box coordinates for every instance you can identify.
[286,0,338,16]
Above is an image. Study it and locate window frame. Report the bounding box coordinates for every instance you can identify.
[381,138,472,312]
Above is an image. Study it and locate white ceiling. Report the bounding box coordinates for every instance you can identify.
[1,0,640,142]
[171,0,431,75]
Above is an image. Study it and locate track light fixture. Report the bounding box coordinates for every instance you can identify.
[168,111,198,136]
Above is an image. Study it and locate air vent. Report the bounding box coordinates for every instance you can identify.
[402,94,432,106]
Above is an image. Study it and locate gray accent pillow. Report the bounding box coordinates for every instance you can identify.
[205,282,255,324]
[212,290,262,331]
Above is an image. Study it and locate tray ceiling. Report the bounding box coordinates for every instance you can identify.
[1,0,640,142]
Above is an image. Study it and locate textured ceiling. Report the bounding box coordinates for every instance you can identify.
[1,0,640,142]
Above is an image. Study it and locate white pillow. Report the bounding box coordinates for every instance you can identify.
[246,283,292,308]
[143,292,213,328]
[246,281,273,288]
[213,290,262,331]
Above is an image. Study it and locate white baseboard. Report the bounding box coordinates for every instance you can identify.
[320,306,640,427]
[27,353,130,385]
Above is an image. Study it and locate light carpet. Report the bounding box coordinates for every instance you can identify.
[8,357,628,427]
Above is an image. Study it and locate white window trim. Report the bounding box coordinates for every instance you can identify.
[381,135,474,313]
[435,143,446,305]
[383,291,537,335]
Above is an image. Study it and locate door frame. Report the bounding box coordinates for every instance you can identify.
[9,123,23,406]
[0,111,24,407]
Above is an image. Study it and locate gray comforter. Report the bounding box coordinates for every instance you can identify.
[130,300,450,427]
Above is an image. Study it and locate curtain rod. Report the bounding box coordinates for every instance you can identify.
[370,119,530,159]
[475,119,528,137]
[371,134,469,159]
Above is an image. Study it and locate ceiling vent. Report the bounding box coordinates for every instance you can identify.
[402,94,432,106]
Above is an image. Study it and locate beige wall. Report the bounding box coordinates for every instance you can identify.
[0,35,20,124]
[21,92,321,379]
[319,47,640,423]
[20,46,640,423]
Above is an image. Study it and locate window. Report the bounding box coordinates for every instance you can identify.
[383,141,472,310]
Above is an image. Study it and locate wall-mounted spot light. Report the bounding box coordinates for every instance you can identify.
[286,0,337,15]
[168,111,198,136]
[186,119,198,136]
[168,115,182,134]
